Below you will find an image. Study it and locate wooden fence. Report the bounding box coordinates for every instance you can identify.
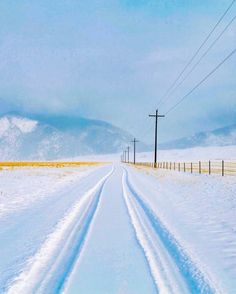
[134,160,236,176]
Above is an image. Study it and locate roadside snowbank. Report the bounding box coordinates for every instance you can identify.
[0,165,100,217]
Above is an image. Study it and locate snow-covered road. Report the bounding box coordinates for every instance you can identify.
[0,164,235,293]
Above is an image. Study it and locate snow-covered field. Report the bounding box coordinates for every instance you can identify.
[0,165,102,217]
[0,159,235,293]
[67,145,236,163]
[137,145,236,162]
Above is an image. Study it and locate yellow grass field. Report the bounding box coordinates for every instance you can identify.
[0,161,104,169]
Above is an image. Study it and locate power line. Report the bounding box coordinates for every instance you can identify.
[157,0,236,107]
[160,14,236,109]
[165,47,236,115]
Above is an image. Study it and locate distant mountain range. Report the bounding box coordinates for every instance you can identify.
[160,124,236,150]
[0,113,147,160]
[0,112,235,160]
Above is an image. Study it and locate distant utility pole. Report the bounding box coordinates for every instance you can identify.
[131,138,139,165]
[127,146,130,163]
[124,150,127,163]
[149,109,165,168]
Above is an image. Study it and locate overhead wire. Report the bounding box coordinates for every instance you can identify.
[165,48,236,115]
[157,0,236,107]
[159,14,236,109]
[124,1,236,151]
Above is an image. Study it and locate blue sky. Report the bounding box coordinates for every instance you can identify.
[0,0,235,142]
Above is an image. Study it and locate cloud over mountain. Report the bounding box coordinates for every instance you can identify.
[0,114,145,160]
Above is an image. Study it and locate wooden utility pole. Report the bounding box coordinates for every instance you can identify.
[131,138,139,164]
[149,109,165,168]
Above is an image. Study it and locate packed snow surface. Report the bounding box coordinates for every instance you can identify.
[0,162,235,293]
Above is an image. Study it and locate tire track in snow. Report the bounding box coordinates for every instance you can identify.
[6,167,114,294]
[122,168,217,294]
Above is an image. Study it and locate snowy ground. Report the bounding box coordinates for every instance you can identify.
[137,145,236,162]
[0,162,235,293]
[66,145,236,163]
[0,165,102,217]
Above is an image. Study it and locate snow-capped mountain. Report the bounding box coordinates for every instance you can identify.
[160,124,236,150]
[0,114,144,160]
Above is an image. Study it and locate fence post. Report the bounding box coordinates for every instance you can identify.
[199,161,201,174]
[178,163,180,172]
[184,162,186,172]
[191,162,193,173]
[209,160,211,175]
[222,160,224,176]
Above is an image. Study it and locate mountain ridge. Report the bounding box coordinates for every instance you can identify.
[160,124,236,150]
[0,113,147,160]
